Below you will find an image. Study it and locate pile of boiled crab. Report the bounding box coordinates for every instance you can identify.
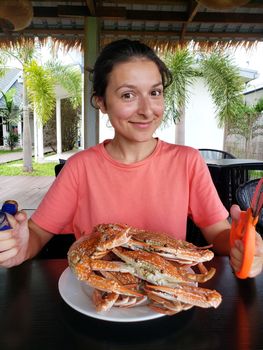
[68,223,222,315]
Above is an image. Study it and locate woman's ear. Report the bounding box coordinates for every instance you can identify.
[95,96,106,113]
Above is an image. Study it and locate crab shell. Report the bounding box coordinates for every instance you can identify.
[112,246,216,286]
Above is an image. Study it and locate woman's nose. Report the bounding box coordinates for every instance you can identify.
[137,97,152,117]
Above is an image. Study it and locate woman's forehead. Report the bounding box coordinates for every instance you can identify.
[109,59,161,81]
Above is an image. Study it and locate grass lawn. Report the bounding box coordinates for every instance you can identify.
[0,160,57,176]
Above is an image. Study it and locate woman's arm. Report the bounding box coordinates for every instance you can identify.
[27,217,54,259]
[201,219,231,255]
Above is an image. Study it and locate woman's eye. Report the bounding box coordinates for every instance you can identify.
[121,92,134,100]
[151,89,163,96]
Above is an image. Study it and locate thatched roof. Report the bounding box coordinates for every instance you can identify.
[0,0,263,52]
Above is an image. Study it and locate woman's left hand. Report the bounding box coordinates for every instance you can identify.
[230,204,263,278]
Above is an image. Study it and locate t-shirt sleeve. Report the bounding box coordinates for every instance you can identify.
[31,159,79,234]
[188,150,229,228]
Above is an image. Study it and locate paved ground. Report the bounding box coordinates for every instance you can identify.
[0,176,55,217]
[0,150,24,164]
[0,150,78,215]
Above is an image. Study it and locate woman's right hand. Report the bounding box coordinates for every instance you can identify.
[0,211,30,268]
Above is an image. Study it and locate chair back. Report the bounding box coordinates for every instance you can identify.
[37,234,75,259]
[236,178,263,235]
[199,148,236,160]
[54,163,65,177]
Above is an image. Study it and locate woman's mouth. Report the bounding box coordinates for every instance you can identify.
[129,121,153,129]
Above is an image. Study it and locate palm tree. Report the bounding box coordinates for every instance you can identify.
[45,60,82,110]
[0,88,21,126]
[1,42,36,171]
[227,98,263,157]
[0,43,82,170]
[0,88,21,150]
[164,47,245,145]
[164,48,197,144]
[25,59,82,158]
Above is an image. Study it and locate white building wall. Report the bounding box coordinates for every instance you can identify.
[185,79,224,149]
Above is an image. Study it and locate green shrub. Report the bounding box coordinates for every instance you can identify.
[4,132,20,151]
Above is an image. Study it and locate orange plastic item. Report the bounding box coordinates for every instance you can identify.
[230,178,263,279]
[230,208,257,279]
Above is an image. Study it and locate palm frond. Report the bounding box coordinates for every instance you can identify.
[45,60,82,109]
[200,51,245,126]
[24,60,56,125]
[164,48,197,122]
[0,89,21,125]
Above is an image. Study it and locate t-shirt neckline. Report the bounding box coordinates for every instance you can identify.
[99,138,162,168]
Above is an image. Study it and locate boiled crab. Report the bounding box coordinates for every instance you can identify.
[67,223,222,314]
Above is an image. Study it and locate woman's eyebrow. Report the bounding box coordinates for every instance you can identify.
[115,81,163,92]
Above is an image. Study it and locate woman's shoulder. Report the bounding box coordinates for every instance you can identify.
[159,140,200,158]
[66,143,103,164]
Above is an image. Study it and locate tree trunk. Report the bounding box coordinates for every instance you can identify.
[22,72,33,172]
[175,105,186,145]
[223,121,229,150]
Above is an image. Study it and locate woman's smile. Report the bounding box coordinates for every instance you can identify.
[128,120,154,129]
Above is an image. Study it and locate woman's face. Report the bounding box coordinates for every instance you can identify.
[96,58,164,143]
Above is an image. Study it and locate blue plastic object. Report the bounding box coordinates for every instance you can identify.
[0,201,18,231]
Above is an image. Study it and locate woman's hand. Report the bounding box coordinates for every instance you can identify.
[0,211,30,268]
[230,204,263,278]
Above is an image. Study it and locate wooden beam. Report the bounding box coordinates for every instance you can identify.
[194,12,263,24]
[33,6,126,19]
[125,10,263,24]
[180,0,200,41]
[33,6,263,25]
[97,0,263,7]
[85,0,96,16]
[101,29,263,39]
[58,6,90,17]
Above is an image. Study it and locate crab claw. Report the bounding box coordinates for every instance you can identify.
[145,284,222,309]
[85,273,145,298]
[94,223,133,253]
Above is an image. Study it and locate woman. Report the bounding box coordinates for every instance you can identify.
[0,39,262,277]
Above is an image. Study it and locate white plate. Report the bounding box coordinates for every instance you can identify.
[58,267,165,323]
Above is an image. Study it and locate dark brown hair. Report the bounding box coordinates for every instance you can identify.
[90,39,173,108]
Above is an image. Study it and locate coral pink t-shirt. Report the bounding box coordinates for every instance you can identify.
[31,139,228,240]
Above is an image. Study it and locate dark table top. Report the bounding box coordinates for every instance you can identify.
[206,158,263,168]
[0,257,263,350]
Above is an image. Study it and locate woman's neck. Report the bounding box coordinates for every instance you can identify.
[105,137,158,164]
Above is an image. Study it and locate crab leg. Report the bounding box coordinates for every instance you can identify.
[115,295,147,308]
[84,273,144,297]
[145,284,222,308]
[126,230,214,263]
[92,290,119,312]
[147,292,193,315]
